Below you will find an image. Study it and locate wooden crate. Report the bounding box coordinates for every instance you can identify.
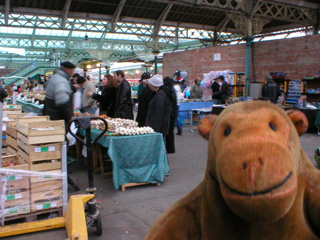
[7,122,17,139]
[4,179,29,192]
[7,146,17,155]
[31,180,62,193]
[31,199,63,212]
[16,120,65,137]
[31,188,62,212]
[2,147,7,155]
[17,131,65,145]
[1,155,28,170]
[30,170,62,184]
[3,105,22,111]
[18,149,61,172]
[6,134,17,150]
[2,204,30,218]
[4,191,30,208]
[3,105,22,114]
[5,113,28,121]
[17,139,62,161]
[17,116,49,123]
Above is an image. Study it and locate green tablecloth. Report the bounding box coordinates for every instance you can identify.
[90,130,169,189]
[16,100,43,115]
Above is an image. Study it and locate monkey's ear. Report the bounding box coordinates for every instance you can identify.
[286,110,308,136]
[198,115,219,140]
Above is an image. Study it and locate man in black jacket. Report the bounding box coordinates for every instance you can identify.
[212,75,230,104]
[113,70,133,119]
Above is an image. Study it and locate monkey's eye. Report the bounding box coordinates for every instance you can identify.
[269,122,277,131]
[224,126,232,136]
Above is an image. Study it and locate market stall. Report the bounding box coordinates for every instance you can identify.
[16,100,43,115]
[178,100,216,124]
[90,130,169,190]
[79,117,169,190]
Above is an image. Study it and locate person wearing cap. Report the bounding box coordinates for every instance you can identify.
[113,70,133,119]
[137,72,151,102]
[145,75,174,138]
[136,72,155,127]
[76,76,97,115]
[44,61,75,123]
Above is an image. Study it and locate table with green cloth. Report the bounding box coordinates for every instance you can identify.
[88,130,169,189]
[16,100,43,115]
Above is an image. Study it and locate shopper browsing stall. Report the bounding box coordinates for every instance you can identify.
[136,73,155,127]
[76,76,97,115]
[146,75,173,138]
[113,70,134,119]
[88,74,119,117]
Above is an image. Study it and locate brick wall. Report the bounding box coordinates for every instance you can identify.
[163,34,320,82]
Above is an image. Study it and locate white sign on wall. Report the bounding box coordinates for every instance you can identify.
[214,53,221,61]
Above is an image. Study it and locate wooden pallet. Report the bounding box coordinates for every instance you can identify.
[3,207,63,224]
[121,182,161,192]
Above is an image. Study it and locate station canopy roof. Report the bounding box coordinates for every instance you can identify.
[0,0,319,69]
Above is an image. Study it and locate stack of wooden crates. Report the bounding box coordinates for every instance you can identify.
[2,105,23,155]
[1,115,66,220]
[1,154,30,217]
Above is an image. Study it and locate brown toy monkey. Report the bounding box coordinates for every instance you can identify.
[145,101,320,240]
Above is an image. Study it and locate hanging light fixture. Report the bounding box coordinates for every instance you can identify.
[82,33,90,48]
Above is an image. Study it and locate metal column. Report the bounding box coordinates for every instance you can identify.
[154,56,158,74]
[0,102,2,166]
[98,65,102,91]
[61,141,68,215]
[245,37,253,96]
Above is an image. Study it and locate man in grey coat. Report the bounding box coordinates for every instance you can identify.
[44,61,75,123]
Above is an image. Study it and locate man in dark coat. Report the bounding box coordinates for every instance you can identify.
[146,75,173,137]
[262,77,280,104]
[212,75,230,104]
[44,61,75,124]
[113,70,133,119]
[164,77,178,154]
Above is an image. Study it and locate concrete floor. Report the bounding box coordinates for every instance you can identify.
[6,126,320,240]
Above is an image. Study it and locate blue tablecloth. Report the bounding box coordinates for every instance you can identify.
[90,130,169,189]
[178,101,215,121]
[16,100,43,115]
